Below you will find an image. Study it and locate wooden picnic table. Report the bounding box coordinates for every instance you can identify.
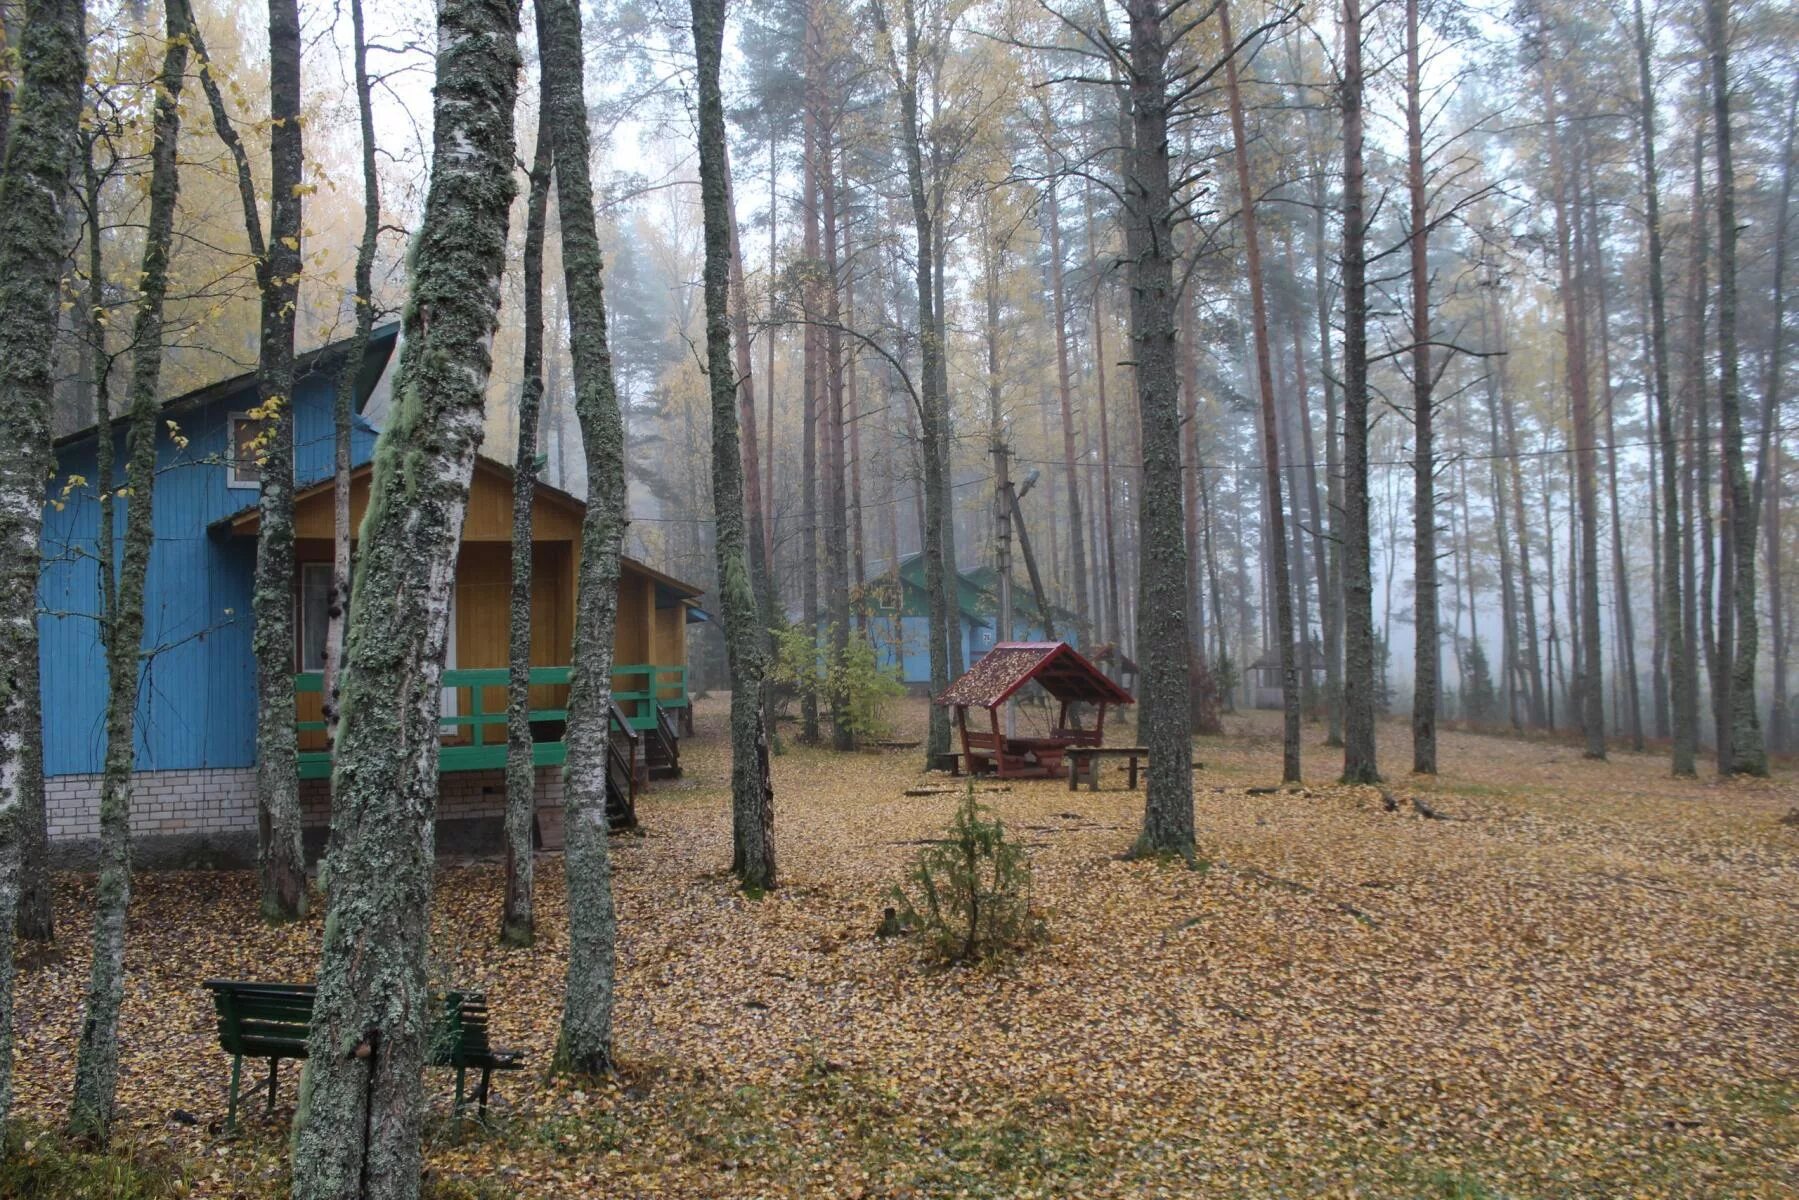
[1066,745,1150,791]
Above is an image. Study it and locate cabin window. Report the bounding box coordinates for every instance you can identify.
[297,563,332,671]
[228,413,266,488]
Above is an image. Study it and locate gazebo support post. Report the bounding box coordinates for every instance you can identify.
[956,705,972,777]
[989,704,1004,779]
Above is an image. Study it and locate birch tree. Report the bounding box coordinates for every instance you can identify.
[693,0,778,892]
[503,106,552,949]
[68,0,183,1140]
[0,0,84,1138]
[185,0,308,919]
[287,0,521,1190]
[537,0,629,1076]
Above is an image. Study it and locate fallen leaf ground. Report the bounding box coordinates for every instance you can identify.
[14,700,1799,1198]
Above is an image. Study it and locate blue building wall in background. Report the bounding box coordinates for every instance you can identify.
[39,335,392,777]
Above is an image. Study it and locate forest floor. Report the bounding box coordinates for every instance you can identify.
[11,699,1799,1198]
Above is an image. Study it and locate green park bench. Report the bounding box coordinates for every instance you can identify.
[204,980,523,1130]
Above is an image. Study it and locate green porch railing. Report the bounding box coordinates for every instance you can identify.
[294,663,688,780]
[610,663,688,731]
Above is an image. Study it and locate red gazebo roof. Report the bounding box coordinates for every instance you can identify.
[936,642,1135,709]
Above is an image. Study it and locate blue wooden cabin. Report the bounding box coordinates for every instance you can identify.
[39,327,704,862]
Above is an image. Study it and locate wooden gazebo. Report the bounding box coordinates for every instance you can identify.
[937,642,1135,779]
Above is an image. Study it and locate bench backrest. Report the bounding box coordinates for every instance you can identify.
[207,980,316,1056]
[206,980,493,1065]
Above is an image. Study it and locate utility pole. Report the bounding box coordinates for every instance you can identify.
[994,436,1015,735]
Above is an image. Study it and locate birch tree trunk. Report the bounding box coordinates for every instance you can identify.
[187,0,307,919]
[694,0,777,892]
[1705,0,1765,776]
[68,1,180,1140]
[0,0,84,1134]
[287,0,519,1190]
[536,0,631,1073]
[1122,0,1195,855]
[1339,0,1379,784]
[503,109,551,949]
[323,0,383,785]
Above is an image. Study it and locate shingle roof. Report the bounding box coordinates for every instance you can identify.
[936,642,1135,709]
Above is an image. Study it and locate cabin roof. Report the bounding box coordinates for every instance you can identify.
[936,641,1135,709]
[211,455,707,602]
[55,323,401,449]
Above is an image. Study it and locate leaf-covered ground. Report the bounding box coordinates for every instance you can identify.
[14,700,1799,1197]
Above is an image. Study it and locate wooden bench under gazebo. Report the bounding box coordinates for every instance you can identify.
[936,642,1135,780]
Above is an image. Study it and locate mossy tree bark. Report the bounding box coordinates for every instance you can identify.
[1339,0,1380,785]
[693,0,777,892]
[287,0,520,1192]
[68,1,181,1141]
[535,0,628,1076]
[0,0,85,1136]
[323,0,384,787]
[503,105,551,949]
[187,0,307,919]
[1121,0,1195,858]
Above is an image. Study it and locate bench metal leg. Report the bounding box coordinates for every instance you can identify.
[1128,757,1140,789]
[477,1068,494,1117]
[267,1058,280,1114]
[227,1053,243,1132]
[454,1067,466,1117]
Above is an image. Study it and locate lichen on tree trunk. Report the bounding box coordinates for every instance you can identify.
[0,0,85,1137]
[503,103,552,950]
[535,0,628,1076]
[69,0,181,1140]
[287,0,520,1192]
[693,0,777,893]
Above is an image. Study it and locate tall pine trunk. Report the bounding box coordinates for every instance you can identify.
[1122,0,1195,855]
[1705,0,1765,775]
[0,0,85,1133]
[1757,86,1794,754]
[287,0,519,1191]
[1405,0,1437,774]
[1340,0,1379,784]
[68,2,181,1140]
[694,0,778,891]
[875,0,953,766]
[1221,0,1298,783]
[1538,26,1606,759]
[1045,174,1090,644]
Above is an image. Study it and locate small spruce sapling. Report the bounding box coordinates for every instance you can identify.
[890,784,1042,963]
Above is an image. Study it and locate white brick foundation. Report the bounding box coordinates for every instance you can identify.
[47,764,564,865]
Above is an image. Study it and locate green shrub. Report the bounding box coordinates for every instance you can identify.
[770,624,902,746]
[891,785,1043,962]
[830,632,905,742]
